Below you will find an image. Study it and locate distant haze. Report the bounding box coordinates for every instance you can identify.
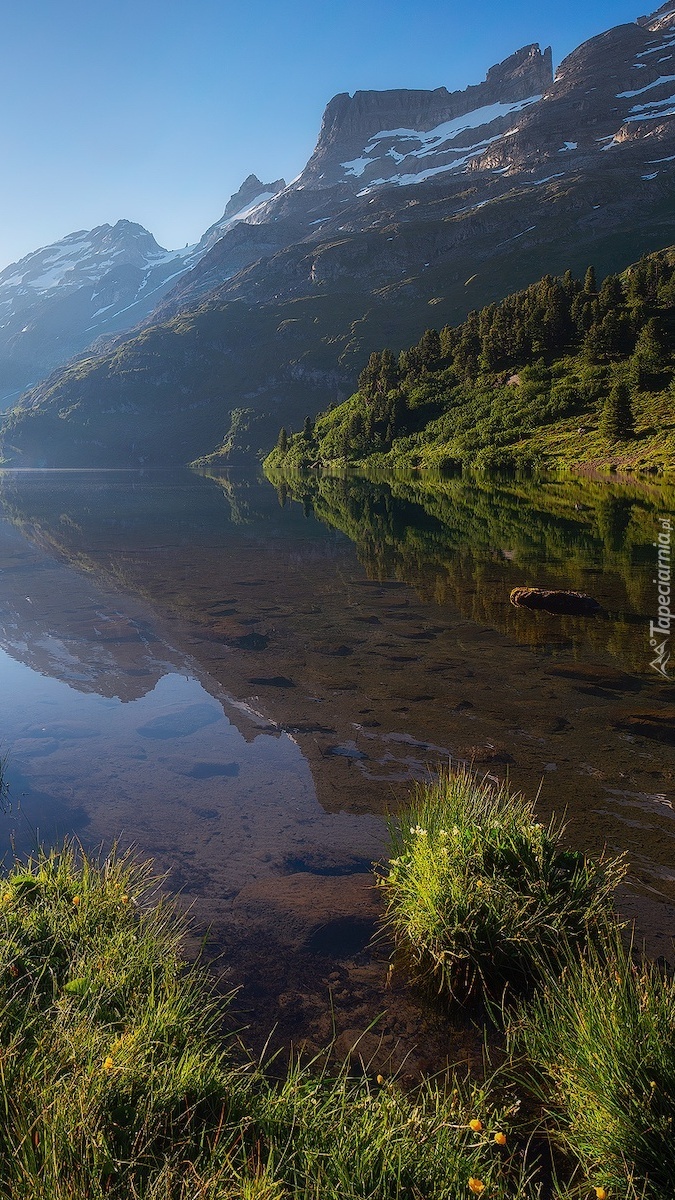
[0,0,642,268]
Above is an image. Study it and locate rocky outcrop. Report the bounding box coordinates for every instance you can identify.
[197,174,287,252]
[300,44,553,189]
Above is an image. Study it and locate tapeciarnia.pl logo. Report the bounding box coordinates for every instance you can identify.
[649,517,672,679]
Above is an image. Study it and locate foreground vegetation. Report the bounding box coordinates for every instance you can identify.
[377,769,625,1004]
[1,768,673,1197]
[512,927,675,1198]
[379,770,675,1199]
[0,843,544,1199]
[265,248,675,475]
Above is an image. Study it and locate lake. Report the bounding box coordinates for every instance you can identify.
[0,467,673,1068]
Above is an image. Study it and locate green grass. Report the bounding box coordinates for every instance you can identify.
[510,927,675,1200]
[377,768,626,1004]
[0,844,240,1197]
[0,841,550,1199]
[0,777,671,1199]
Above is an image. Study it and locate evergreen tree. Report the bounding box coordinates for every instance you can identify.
[418,328,441,369]
[562,268,576,297]
[583,322,606,363]
[379,348,398,393]
[358,352,382,400]
[440,325,455,359]
[277,427,288,454]
[632,319,663,385]
[598,273,624,312]
[598,310,624,355]
[599,381,635,440]
[584,265,597,295]
[303,415,315,440]
[571,293,596,336]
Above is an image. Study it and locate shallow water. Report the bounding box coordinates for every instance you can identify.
[0,467,673,1068]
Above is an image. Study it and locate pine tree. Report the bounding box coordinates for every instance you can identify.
[584,265,597,295]
[634,319,663,372]
[277,427,288,454]
[379,348,398,393]
[598,273,624,312]
[358,352,382,400]
[599,381,635,440]
[583,322,606,363]
[418,328,441,369]
[562,268,576,297]
[303,415,314,440]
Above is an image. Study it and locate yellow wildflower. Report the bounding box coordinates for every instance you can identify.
[494,1130,507,1145]
[468,1179,485,1195]
[103,1056,114,1072]
[72,896,80,907]
[376,1074,385,1085]
[121,895,129,904]
[469,1118,483,1132]
[594,1190,608,1200]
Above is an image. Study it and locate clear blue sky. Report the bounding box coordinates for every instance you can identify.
[0,0,646,268]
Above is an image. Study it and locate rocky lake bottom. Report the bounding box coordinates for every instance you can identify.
[0,467,673,1077]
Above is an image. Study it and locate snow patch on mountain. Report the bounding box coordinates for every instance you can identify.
[627,92,675,117]
[618,73,675,97]
[342,94,542,182]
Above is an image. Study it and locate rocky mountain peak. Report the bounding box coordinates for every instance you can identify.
[295,44,552,194]
[638,2,675,31]
[297,44,553,192]
[484,43,553,99]
[199,174,287,251]
[219,174,287,222]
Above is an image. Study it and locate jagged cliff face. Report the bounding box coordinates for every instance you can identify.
[154,4,675,319]
[3,5,675,467]
[299,45,552,190]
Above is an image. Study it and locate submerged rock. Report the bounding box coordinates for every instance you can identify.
[510,586,602,616]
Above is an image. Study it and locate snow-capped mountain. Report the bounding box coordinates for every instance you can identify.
[151,4,675,325]
[0,176,285,407]
[3,3,675,467]
[300,44,552,191]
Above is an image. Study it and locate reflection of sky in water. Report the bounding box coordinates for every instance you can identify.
[0,651,385,887]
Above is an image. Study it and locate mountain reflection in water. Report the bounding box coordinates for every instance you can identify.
[0,467,673,1065]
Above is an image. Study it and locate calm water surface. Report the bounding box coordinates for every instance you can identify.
[0,468,673,1065]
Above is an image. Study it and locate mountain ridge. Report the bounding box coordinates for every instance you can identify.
[2,3,675,467]
[0,176,286,407]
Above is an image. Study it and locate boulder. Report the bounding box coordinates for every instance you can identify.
[510,587,602,616]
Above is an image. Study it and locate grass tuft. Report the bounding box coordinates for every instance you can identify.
[377,767,625,1004]
[511,926,675,1199]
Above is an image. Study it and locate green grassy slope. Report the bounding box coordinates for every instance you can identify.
[265,249,675,476]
